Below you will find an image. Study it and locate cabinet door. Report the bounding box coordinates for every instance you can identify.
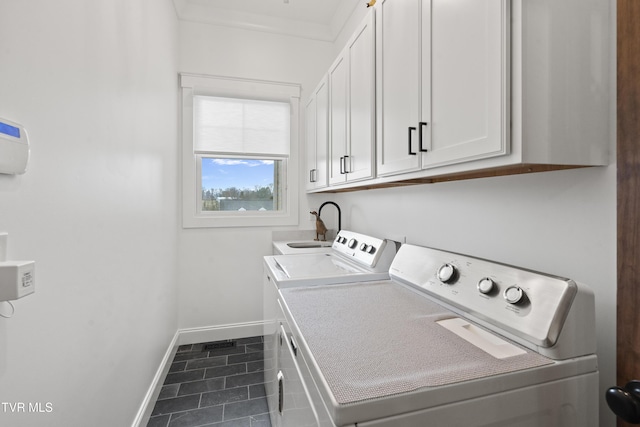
[422,0,508,168]
[314,79,329,188]
[328,55,348,185]
[306,78,329,190]
[346,9,375,182]
[376,0,422,176]
[305,95,317,191]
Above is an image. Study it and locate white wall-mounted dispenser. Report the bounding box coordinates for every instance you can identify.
[0,117,29,175]
[0,261,35,301]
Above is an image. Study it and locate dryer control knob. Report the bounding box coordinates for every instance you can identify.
[504,286,525,304]
[366,245,376,254]
[477,278,495,294]
[360,243,368,252]
[437,263,457,284]
[348,238,358,249]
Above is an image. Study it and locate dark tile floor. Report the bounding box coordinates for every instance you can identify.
[146,336,272,427]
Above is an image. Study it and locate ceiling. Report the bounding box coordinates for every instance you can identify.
[172,0,361,41]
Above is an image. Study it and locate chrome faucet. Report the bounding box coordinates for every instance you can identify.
[318,201,341,233]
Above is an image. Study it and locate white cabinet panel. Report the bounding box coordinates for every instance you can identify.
[328,56,347,185]
[315,80,329,188]
[305,77,329,190]
[423,0,508,168]
[376,0,422,176]
[346,13,375,182]
[305,94,317,190]
[329,9,375,186]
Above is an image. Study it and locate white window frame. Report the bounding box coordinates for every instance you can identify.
[181,73,300,228]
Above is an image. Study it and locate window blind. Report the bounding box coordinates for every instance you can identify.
[194,95,290,156]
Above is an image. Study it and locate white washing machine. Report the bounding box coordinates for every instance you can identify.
[265,230,398,287]
[263,230,399,427]
[267,243,599,427]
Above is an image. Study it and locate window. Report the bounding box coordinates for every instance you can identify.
[199,157,282,213]
[181,74,300,228]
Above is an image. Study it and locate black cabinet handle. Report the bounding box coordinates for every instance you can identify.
[606,380,640,423]
[408,127,416,155]
[277,371,284,414]
[419,122,429,152]
[340,156,350,174]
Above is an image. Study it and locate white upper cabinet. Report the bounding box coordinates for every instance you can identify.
[308,0,609,192]
[377,0,508,177]
[328,9,375,185]
[305,77,329,190]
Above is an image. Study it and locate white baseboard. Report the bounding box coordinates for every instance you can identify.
[178,320,266,345]
[131,321,267,427]
[131,331,179,427]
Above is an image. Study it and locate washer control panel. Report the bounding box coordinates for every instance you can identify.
[389,244,578,349]
[332,230,394,270]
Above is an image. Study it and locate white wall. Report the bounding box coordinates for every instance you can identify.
[177,21,335,330]
[0,1,179,426]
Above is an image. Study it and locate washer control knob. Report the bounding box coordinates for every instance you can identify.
[477,278,495,294]
[504,286,525,304]
[437,263,457,284]
[360,243,368,252]
[366,245,376,254]
[337,236,346,244]
[348,238,358,249]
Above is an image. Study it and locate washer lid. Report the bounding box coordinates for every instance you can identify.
[272,253,368,278]
[264,254,391,288]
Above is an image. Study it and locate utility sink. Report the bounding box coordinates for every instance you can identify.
[287,242,333,249]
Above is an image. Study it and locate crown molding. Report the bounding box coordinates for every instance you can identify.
[172,0,359,42]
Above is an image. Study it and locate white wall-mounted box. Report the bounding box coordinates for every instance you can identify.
[0,261,35,300]
[0,118,29,175]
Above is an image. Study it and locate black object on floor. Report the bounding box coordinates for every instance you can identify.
[146,336,271,427]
